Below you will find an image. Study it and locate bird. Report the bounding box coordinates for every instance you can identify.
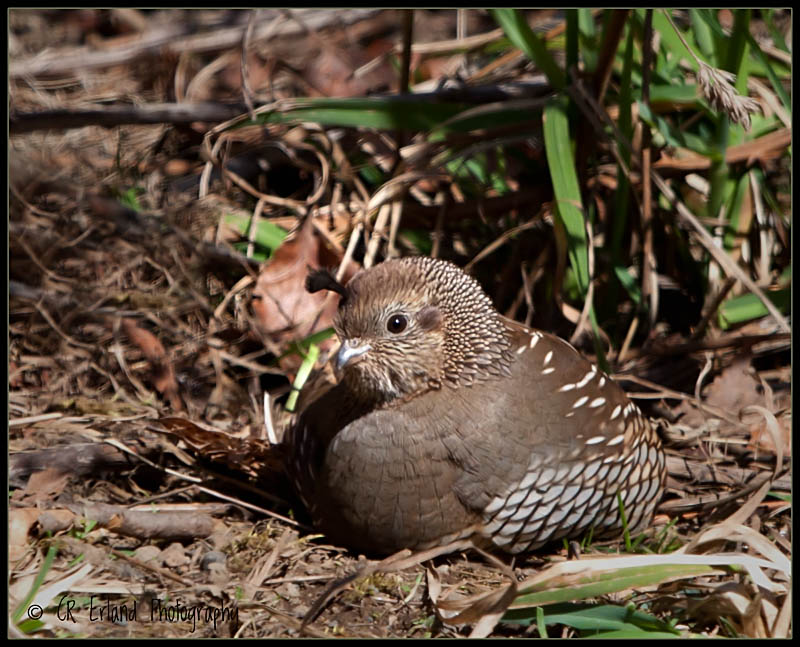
[284,256,666,555]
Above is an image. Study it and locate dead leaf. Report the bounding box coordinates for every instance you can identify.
[37,509,78,534]
[23,466,70,504]
[9,508,42,561]
[703,355,762,414]
[305,44,375,97]
[162,542,190,568]
[251,217,358,372]
[121,318,184,411]
[744,405,791,460]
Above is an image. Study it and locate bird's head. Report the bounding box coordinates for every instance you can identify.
[306,257,512,405]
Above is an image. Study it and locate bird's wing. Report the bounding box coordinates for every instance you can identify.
[448,320,662,551]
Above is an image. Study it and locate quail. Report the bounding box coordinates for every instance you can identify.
[285,256,666,555]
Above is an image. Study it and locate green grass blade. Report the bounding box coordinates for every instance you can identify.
[652,10,699,73]
[689,9,715,61]
[281,327,336,362]
[649,84,702,107]
[617,493,632,552]
[12,542,59,624]
[638,101,714,157]
[707,124,730,220]
[543,98,589,296]
[722,172,751,251]
[543,97,607,366]
[505,602,682,636]
[746,32,792,115]
[492,9,566,89]
[249,97,469,131]
[764,10,789,52]
[285,342,320,413]
[566,10,579,80]
[610,24,635,266]
[536,606,548,637]
[577,9,598,73]
[718,287,790,329]
[512,562,719,607]
[586,628,683,638]
[726,10,751,97]
[432,102,545,137]
[614,265,642,305]
[224,213,288,254]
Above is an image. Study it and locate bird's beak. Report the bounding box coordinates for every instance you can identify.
[335,339,371,374]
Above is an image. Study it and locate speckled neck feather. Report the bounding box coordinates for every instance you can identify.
[409,257,513,386]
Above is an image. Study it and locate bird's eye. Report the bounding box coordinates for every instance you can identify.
[386,313,408,334]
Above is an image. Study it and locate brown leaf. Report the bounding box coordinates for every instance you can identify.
[305,44,379,97]
[251,218,358,371]
[37,509,78,534]
[9,508,42,560]
[745,406,791,459]
[23,467,70,504]
[9,360,23,388]
[703,356,762,414]
[162,542,190,568]
[121,318,184,411]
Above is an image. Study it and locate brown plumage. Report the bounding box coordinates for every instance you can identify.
[285,256,666,555]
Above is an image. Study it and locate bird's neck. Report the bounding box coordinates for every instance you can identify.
[440,318,514,388]
[339,372,433,409]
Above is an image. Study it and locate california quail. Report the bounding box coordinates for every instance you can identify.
[286,256,666,555]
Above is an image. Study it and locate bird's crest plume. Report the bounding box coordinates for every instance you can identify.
[305,268,348,303]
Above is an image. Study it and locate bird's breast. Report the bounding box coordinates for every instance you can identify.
[312,388,487,553]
